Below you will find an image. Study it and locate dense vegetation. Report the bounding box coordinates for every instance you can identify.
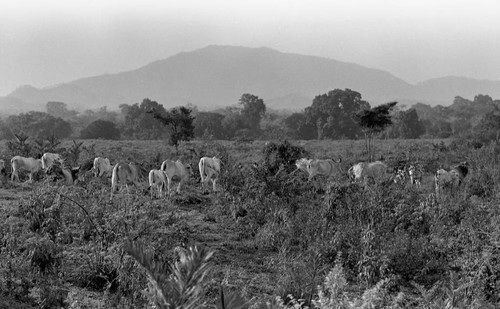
[1,136,500,308]
[2,90,500,145]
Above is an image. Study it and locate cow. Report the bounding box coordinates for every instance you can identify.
[46,161,78,186]
[294,158,312,175]
[10,156,43,182]
[198,156,221,192]
[110,162,141,200]
[306,157,342,181]
[148,169,168,199]
[434,162,469,196]
[160,160,192,195]
[93,157,112,177]
[348,161,388,184]
[41,152,64,170]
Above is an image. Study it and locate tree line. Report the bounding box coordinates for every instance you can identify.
[1,89,498,145]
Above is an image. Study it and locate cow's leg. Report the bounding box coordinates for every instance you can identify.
[212,178,217,192]
[167,177,172,196]
[11,170,17,182]
[176,181,182,194]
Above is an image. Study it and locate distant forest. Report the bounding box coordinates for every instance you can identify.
[1,88,499,144]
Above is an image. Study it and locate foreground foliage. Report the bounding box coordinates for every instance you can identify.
[1,138,500,308]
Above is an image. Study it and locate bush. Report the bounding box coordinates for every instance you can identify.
[80,120,120,140]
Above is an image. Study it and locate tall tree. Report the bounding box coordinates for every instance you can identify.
[119,99,168,139]
[80,120,121,140]
[305,89,370,139]
[355,102,397,161]
[238,93,266,132]
[150,106,195,150]
[193,112,226,139]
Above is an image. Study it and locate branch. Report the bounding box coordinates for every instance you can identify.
[60,193,104,239]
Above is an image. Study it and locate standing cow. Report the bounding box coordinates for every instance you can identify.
[435,161,469,196]
[110,162,142,200]
[198,156,221,192]
[11,156,43,182]
[161,160,192,195]
[348,161,388,184]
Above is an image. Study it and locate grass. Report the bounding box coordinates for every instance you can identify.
[0,137,496,308]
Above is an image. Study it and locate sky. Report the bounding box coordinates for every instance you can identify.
[1,0,499,96]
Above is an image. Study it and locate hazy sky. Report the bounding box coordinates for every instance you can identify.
[1,0,499,96]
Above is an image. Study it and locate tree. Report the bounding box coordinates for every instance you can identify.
[119,99,169,139]
[150,106,195,150]
[392,109,425,139]
[193,112,226,139]
[305,89,370,139]
[355,102,397,161]
[6,112,73,139]
[46,101,77,120]
[238,93,266,132]
[80,120,121,140]
[283,113,316,139]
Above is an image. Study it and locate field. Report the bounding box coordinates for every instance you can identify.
[2,137,500,308]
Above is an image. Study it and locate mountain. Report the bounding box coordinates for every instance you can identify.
[2,45,500,114]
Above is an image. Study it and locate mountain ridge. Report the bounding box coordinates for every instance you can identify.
[2,45,500,114]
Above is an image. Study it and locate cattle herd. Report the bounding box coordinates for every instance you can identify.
[0,152,469,199]
[294,157,469,196]
[0,153,223,200]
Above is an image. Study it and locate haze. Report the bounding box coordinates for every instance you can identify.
[1,0,499,97]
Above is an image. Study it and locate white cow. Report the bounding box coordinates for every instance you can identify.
[148,169,168,199]
[349,161,388,184]
[41,152,64,170]
[434,162,469,196]
[295,158,312,175]
[198,156,221,192]
[110,162,141,200]
[93,157,112,177]
[161,160,192,195]
[306,158,341,181]
[11,156,43,182]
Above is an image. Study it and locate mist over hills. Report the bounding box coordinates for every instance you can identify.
[2,45,500,114]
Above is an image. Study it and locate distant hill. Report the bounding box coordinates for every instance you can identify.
[2,45,500,114]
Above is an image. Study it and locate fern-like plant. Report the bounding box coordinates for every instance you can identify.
[124,242,213,309]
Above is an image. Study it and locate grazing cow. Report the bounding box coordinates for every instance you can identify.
[294,158,312,175]
[10,156,43,182]
[93,157,112,177]
[434,169,459,196]
[110,162,141,200]
[46,162,78,185]
[348,161,388,184]
[148,169,168,199]
[435,162,469,196]
[41,152,64,170]
[306,157,342,181]
[161,160,192,195]
[198,156,221,192]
